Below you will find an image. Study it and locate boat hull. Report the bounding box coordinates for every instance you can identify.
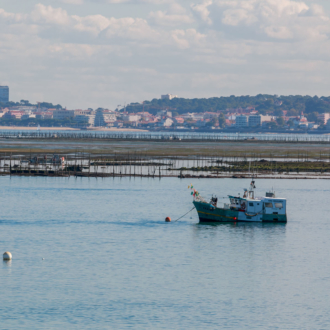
[193,201,238,222]
[193,201,287,223]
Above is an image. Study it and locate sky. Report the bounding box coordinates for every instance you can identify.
[1,0,330,109]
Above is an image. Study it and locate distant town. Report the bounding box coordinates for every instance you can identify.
[1,86,330,132]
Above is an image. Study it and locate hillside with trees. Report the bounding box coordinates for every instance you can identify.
[0,100,62,109]
[124,95,330,116]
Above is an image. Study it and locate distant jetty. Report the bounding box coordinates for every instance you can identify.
[2,151,330,180]
[0,131,330,143]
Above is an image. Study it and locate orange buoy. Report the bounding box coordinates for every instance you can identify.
[165,217,171,222]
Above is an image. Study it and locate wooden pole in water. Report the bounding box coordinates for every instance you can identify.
[95,154,98,176]
[74,149,77,176]
[89,152,91,177]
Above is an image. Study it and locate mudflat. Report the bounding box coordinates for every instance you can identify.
[0,138,329,159]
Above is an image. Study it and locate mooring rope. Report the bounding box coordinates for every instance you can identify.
[174,206,196,222]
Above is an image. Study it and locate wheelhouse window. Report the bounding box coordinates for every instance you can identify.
[265,202,273,208]
[274,202,283,208]
[249,202,254,207]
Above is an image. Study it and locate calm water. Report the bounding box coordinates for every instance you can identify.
[1,177,330,329]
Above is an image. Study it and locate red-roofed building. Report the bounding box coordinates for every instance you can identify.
[174,117,184,124]
[9,111,25,119]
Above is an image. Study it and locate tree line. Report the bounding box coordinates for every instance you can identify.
[125,95,330,117]
[0,100,63,109]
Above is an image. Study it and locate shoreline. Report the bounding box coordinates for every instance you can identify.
[0,126,78,131]
[1,172,329,179]
[86,128,149,132]
[0,126,149,132]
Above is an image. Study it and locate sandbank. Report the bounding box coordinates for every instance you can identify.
[86,128,149,132]
[0,126,79,131]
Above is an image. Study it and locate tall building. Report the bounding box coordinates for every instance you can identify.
[248,115,273,127]
[94,109,105,126]
[248,115,261,127]
[235,115,248,127]
[0,86,9,103]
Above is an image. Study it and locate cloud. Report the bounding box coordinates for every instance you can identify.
[1,0,330,109]
[149,3,194,26]
[0,8,27,22]
[31,4,72,25]
[171,28,205,49]
[59,0,84,4]
[23,4,160,43]
[211,0,330,40]
[58,0,174,3]
[191,0,213,24]
[103,17,159,40]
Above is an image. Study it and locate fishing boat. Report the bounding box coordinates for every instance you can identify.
[192,179,287,223]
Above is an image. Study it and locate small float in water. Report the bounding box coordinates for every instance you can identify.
[191,179,287,223]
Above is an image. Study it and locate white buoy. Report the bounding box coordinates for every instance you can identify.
[3,252,12,261]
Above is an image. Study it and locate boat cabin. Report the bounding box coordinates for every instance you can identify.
[227,179,287,221]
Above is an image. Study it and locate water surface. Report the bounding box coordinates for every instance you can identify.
[1,177,329,329]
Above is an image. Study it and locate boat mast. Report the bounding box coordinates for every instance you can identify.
[249,177,256,199]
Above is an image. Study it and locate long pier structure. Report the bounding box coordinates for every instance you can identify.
[1,131,330,143]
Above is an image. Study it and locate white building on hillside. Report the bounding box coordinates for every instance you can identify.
[161,94,178,100]
[103,112,117,123]
[53,110,74,120]
[203,112,218,119]
[318,113,330,124]
[159,118,173,127]
[121,114,141,122]
[9,106,36,112]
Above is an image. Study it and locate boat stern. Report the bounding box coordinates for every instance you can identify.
[261,198,287,223]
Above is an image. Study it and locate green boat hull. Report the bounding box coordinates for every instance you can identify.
[193,201,287,223]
